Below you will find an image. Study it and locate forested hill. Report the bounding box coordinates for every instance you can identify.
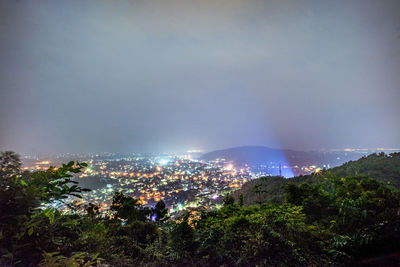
[233,152,400,205]
[328,152,400,187]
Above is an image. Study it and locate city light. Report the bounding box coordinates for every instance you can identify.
[225,163,233,170]
[158,159,169,166]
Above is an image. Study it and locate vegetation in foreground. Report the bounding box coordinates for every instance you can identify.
[1,151,400,266]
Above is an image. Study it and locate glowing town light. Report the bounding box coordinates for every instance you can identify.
[225,163,233,170]
[158,158,169,166]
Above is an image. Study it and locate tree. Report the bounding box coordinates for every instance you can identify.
[169,213,197,260]
[0,151,21,179]
[239,194,244,207]
[284,182,336,223]
[253,177,269,206]
[0,152,90,266]
[85,203,100,218]
[223,193,235,206]
[151,200,169,223]
[110,192,150,223]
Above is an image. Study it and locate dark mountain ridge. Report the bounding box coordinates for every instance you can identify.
[201,145,369,170]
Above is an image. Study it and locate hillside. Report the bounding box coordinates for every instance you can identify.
[329,152,400,187]
[201,146,288,165]
[233,152,400,205]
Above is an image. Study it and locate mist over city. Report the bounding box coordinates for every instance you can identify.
[1,0,399,154]
[0,0,399,266]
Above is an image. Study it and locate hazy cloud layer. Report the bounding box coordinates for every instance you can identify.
[1,0,399,153]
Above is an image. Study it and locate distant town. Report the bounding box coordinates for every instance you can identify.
[19,147,399,215]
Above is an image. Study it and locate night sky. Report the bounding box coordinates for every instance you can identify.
[0,0,399,154]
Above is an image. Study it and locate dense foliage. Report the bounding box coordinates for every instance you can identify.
[1,151,400,266]
[328,152,400,188]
